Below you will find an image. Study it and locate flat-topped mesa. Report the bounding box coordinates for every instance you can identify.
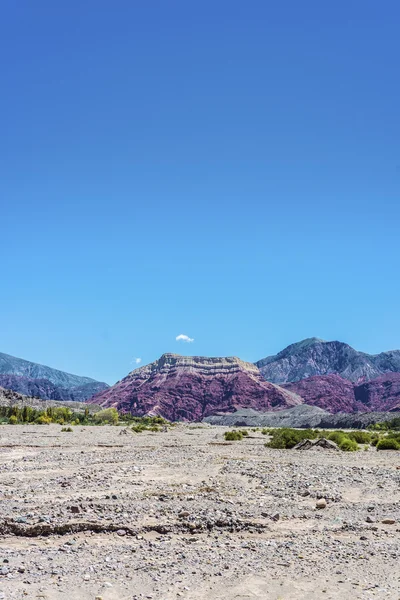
[89,353,301,421]
[145,353,260,376]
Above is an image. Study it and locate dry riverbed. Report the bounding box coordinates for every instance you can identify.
[0,424,399,599]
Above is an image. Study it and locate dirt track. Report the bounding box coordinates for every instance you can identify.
[0,424,399,599]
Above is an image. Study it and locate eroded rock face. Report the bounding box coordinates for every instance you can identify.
[283,372,400,413]
[256,338,400,384]
[282,375,359,413]
[355,373,400,412]
[0,352,109,401]
[89,354,302,420]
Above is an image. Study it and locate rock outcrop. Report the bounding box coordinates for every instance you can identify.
[0,352,109,401]
[282,372,400,413]
[89,354,302,420]
[282,374,358,413]
[355,373,400,412]
[256,338,400,384]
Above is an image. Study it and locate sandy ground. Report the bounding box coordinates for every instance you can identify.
[0,424,399,599]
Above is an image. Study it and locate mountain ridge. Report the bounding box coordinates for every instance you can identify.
[256,338,400,384]
[0,351,109,401]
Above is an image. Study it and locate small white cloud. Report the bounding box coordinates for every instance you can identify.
[131,357,142,366]
[176,334,194,343]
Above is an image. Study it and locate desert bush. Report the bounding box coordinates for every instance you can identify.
[94,408,119,425]
[338,437,358,452]
[35,415,52,425]
[326,431,347,445]
[376,438,400,451]
[347,431,372,444]
[240,429,249,436]
[224,431,243,441]
[61,427,73,432]
[8,415,18,425]
[265,428,318,449]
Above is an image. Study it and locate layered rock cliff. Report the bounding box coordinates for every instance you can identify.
[89,354,302,420]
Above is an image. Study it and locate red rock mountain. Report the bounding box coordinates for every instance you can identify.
[283,372,400,413]
[89,354,302,420]
[354,373,400,412]
[282,375,359,413]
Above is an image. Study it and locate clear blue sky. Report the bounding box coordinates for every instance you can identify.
[1,1,399,384]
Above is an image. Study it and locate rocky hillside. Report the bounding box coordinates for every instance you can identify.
[89,354,302,420]
[256,338,400,384]
[282,374,359,412]
[354,373,400,412]
[204,404,398,429]
[0,386,95,411]
[282,372,400,413]
[0,351,109,401]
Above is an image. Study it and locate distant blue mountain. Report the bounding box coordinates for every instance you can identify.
[0,352,108,401]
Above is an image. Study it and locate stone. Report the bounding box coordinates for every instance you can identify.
[116,529,127,536]
[316,498,327,509]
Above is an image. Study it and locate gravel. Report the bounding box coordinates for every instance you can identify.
[0,423,399,599]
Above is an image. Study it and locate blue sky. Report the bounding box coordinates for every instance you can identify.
[1,1,399,384]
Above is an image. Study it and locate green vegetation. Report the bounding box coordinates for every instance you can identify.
[130,415,170,433]
[0,406,174,429]
[224,430,244,441]
[94,408,119,425]
[0,405,89,425]
[376,438,400,451]
[61,427,73,432]
[368,417,400,431]
[265,428,318,449]
[264,427,366,451]
[338,437,358,451]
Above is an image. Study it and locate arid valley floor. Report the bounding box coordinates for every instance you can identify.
[0,425,399,599]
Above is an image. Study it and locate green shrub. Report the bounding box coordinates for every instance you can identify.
[326,431,346,445]
[339,438,358,452]
[240,429,249,436]
[376,438,400,451]
[94,408,119,425]
[35,415,52,425]
[348,431,372,444]
[8,415,18,425]
[265,428,318,449]
[224,431,243,441]
[61,427,73,432]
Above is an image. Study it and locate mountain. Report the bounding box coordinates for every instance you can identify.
[89,353,302,420]
[355,373,400,412]
[282,374,359,413]
[256,338,400,384]
[0,352,109,401]
[282,372,400,413]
